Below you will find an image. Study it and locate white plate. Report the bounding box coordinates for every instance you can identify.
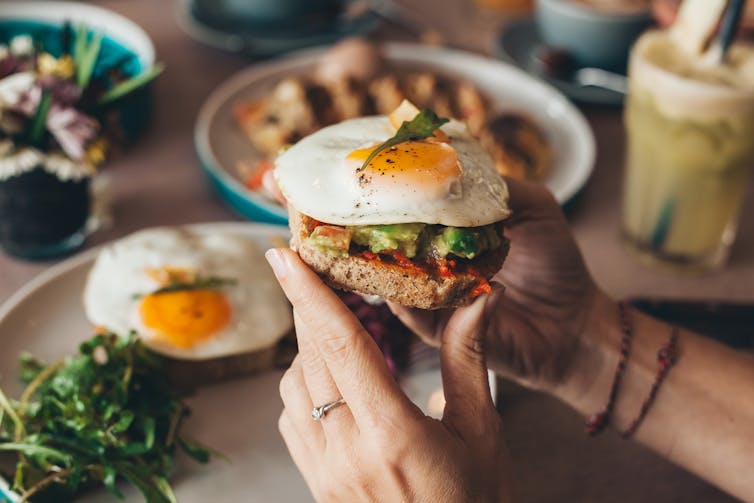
[0,222,493,502]
[195,42,596,223]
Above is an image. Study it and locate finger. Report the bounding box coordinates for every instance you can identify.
[278,410,320,491]
[263,169,287,207]
[293,309,358,437]
[440,294,496,434]
[279,356,326,449]
[502,176,562,226]
[266,248,420,429]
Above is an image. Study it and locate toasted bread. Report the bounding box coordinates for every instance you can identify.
[288,208,508,310]
[165,331,297,389]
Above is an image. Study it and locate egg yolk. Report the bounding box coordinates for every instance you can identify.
[346,140,462,199]
[139,289,231,349]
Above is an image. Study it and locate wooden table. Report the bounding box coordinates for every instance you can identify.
[0,1,748,501]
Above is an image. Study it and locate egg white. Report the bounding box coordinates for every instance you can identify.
[274,116,511,227]
[83,227,292,360]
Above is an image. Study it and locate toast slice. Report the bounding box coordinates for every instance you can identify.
[289,208,508,310]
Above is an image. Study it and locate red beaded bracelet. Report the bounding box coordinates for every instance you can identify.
[585,301,680,438]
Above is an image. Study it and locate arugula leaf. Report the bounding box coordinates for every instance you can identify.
[0,333,213,502]
[359,108,449,172]
[178,437,211,464]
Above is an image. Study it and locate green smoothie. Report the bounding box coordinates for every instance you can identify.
[623,30,754,269]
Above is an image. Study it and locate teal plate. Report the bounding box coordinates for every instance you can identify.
[195,43,595,224]
[0,477,19,503]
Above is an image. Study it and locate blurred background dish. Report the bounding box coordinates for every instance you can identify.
[0,1,154,74]
[0,2,159,259]
[175,0,379,58]
[195,42,595,224]
[536,0,652,72]
[0,1,156,140]
[496,17,627,105]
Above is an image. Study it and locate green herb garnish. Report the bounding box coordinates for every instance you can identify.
[133,276,237,299]
[98,64,164,106]
[359,108,449,172]
[0,333,211,502]
[72,24,103,88]
[27,92,52,147]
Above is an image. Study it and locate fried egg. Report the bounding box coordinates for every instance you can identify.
[274,115,511,227]
[83,227,292,360]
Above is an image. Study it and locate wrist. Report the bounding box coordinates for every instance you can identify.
[551,290,622,415]
[552,293,674,435]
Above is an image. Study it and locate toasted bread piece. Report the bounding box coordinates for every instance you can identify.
[288,208,508,310]
[165,331,297,389]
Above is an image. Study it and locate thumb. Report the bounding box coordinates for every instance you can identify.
[440,294,496,434]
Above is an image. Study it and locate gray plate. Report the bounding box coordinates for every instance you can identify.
[0,222,495,502]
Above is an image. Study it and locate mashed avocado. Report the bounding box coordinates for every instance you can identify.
[307,222,501,260]
[350,224,426,257]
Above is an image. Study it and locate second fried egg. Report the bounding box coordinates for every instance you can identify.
[83,227,292,360]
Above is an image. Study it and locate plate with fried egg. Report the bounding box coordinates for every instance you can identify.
[195,41,595,224]
[0,222,482,502]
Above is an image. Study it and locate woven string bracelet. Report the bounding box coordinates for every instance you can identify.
[585,301,680,438]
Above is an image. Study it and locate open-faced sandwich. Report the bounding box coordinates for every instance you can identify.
[275,101,511,310]
[83,227,294,384]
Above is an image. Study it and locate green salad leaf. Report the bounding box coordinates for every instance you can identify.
[359,108,450,172]
[0,333,211,502]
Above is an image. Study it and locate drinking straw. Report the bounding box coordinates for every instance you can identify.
[650,199,675,251]
[706,0,747,62]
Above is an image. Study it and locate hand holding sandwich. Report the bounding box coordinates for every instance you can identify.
[390,177,754,501]
[267,248,513,503]
[389,176,600,395]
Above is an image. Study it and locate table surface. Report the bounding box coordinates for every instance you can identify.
[0,1,747,501]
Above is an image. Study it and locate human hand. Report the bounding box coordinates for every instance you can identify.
[266,248,513,503]
[389,177,606,397]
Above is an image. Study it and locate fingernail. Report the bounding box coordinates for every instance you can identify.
[265,248,287,279]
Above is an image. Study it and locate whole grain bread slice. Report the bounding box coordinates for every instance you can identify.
[289,208,509,310]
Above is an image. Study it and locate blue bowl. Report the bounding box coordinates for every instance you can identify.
[0,2,157,141]
[0,476,19,503]
[536,0,651,72]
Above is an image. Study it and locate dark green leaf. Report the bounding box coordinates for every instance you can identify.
[79,334,105,355]
[177,437,211,464]
[28,92,52,146]
[111,411,134,434]
[359,108,449,172]
[104,465,124,499]
[143,417,155,450]
[0,442,71,463]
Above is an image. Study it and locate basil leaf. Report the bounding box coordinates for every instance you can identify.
[359,108,449,172]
